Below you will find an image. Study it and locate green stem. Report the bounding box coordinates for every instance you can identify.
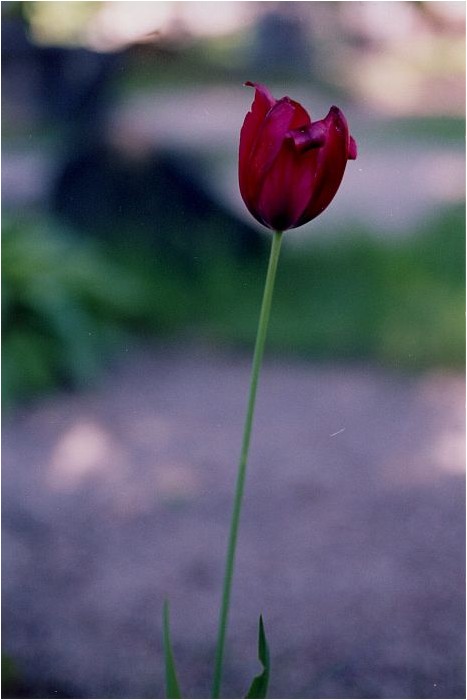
[212,230,283,699]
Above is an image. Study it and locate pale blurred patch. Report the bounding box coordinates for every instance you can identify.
[425,152,466,202]
[351,36,465,116]
[26,1,251,51]
[48,420,123,490]
[46,415,200,514]
[383,374,466,485]
[430,430,466,475]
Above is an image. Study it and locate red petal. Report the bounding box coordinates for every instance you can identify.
[240,98,297,224]
[239,84,274,185]
[295,106,351,226]
[240,88,313,225]
[348,135,358,160]
[284,97,312,130]
[248,99,296,186]
[256,139,316,230]
[249,97,311,183]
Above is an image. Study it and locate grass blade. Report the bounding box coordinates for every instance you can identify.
[245,616,270,699]
[163,600,182,698]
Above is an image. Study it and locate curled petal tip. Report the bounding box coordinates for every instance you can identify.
[244,81,268,92]
[243,81,275,107]
[348,135,358,160]
[327,105,348,126]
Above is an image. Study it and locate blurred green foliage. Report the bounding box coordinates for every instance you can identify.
[2,205,465,408]
[203,205,465,369]
[2,218,195,407]
[366,116,466,146]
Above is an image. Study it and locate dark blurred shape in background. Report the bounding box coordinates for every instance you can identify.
[250,7,312,79]
[52,146,264,262]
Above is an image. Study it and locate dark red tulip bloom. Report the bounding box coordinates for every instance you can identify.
[239,82,357,231]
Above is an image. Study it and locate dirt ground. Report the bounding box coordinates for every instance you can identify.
[2,344,465,699]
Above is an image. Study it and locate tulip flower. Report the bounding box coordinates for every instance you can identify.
[210,83,358,700]
[165,83,358,700]
[239,82,357,231]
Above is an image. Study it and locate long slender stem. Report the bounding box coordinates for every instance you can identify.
[212,230,283,699]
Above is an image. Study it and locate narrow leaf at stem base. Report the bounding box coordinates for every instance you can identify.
[163,600,183,699]
[245,616,270,699]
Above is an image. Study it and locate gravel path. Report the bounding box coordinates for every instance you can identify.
[3,345,465,699]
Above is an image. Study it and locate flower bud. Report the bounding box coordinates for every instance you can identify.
[239,82,357,231]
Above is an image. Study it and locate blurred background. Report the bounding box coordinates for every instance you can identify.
[2,1,465,698]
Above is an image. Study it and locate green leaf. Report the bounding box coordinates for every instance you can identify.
[163,600,182,699]
[245,616,270,699]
